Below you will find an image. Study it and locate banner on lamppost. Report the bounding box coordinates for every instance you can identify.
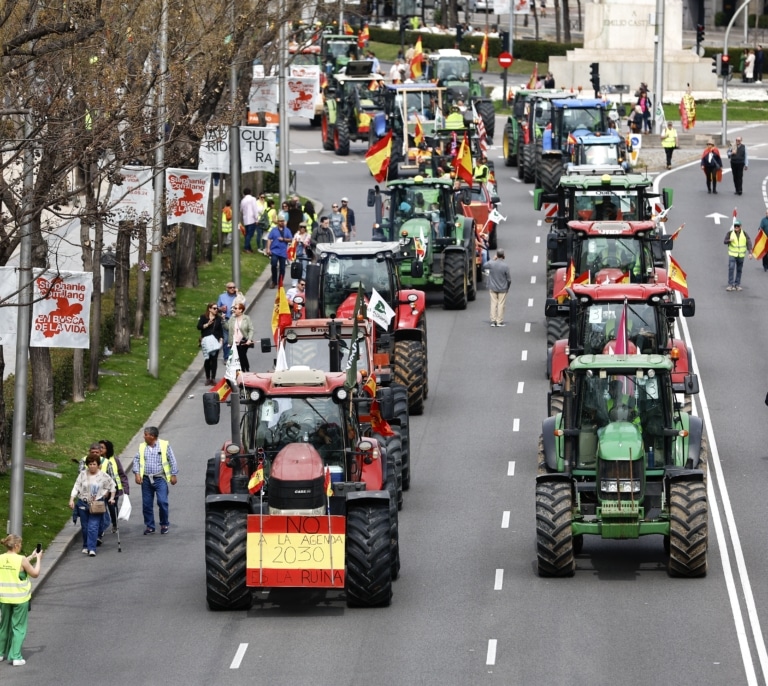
[197,127,230,173]
[108,166,154,223]
[165,168,212,228]
[286,77,319,119]
[240,127,276,173]
[248,77,278,126]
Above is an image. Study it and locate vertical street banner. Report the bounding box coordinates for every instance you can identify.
[248,77,278,126]
[30,270,93,348]
[165,169,212,228]
[286,73,319,120]
[198,127,230,173]
[0,267,19,344]
[239,127,276,173]
[108,166,154,223]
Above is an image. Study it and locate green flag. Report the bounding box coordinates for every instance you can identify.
[344,285,365,390]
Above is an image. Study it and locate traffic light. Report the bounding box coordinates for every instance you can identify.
[721,53,731,77]
[589,62,600,93]
[712,53,722,75]
[400,16,409,33]
[696,24,705,46]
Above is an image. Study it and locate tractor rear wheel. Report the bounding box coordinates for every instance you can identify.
[377,432,403,512]
[535,480,576,577]
[321,111,334,151]
[419,316,429,400]
[467,237,477,303]
[667,479,708,578]
[502,123,517,167]
[345,501,393,607]
[392,384,411,490]
[477,100,495,141]
[546,316,568,351]
[522,143,535,183]
[205,458,218,500]
[334,116,350,156]
[540,156,564,194]
[384,446,401,579]
[394,340,426,415]
[443,250,468,310]
[205,508,252,611]
[549,392,564,418]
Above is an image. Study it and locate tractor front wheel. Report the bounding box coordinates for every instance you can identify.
[540,156,565,194]
[477,100,496,141]
[443,250,468,310]
[522,143,535,183]
[392,384,411,490]
[205,508,252,611]
[502,123,517,167]
[345,501,393,607]
[535,480,576,577]
[321,111,334,151]
[667,480,708,578]
[334,117,350,156]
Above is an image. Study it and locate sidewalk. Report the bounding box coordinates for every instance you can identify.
[31,265,274,594]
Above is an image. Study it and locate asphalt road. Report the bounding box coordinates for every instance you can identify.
[13,119,768,685]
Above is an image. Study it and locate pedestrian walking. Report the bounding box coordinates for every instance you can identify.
[701,141,722,194]
[220,198,233,246]
[99,439,129,533]
[133,427,179,536]
[311,216,335,257]
[266,217,293,288]
[240,188,259,253]
[759,208,768,272]
[755,45,764,83]
[217,281,242,361]
[329,203,348,242]
[226,301,254,372]
[0,535,42,667]
[727,136,748,195]
[744,49,755,83]
[197,302,225,384]
[660,121,678,169]
[69,446,116,555]
[339,197,356,239]
[483,249,512,327]
[724,219,753,291]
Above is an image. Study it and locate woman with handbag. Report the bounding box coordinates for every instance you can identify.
[227,300,255,372]
[197,302,224,384]
[68,446,115,557]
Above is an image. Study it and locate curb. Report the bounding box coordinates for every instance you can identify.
[32,265,273,594]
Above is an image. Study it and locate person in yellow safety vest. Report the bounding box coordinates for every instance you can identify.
[132,426,179,536]
[473,154,490,183]
[724,219,753,291]
[99,439,129,533]
[0,534,42,666]
[445,106,465,129]
[221,198,233,246]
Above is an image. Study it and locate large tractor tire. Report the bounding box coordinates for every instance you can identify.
[377,431,404,512]
[477,100,496,141]
[394,339,426,415]
[540,156,565,194]
[502,123,517,167]
[419,316,429,400]
[391,384,411,490]
[310,114,321,128]
[548,392,563,418]
[667,479,708,578]
[535,479,576,577]
[546,317,568,350]
[522,143,535,183]
[443,250,468,310]
[321,111,334,151]
[334,117,350,156]
[205,457,218,500]
[467,238,477,303]
[384,447,401,579]
[345,501,393,607]
[205,508,252,611]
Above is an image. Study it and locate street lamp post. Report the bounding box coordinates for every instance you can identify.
[722,0,752,146]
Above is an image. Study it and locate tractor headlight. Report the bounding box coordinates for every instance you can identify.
[600,478,641,494]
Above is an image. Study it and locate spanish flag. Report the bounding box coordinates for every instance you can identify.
[574,270,590,285]
[363,373,377,398]
[554,259,576,303]
[370,400,395,437]
[410,35,424,79]
[287,236,297,262]
[271,284,291,344]
[669,223,685,241]
[617,271,631,284]
[343,21,354,36]
[358,24,370,49]
[324,465,333,497]
[452,132,474,186]
[752,228,768,260]
[248,458,265,494]
[527,63,539,89]
[479,33,489,73]
[413,113,424,147]
[210,377,231,402]
[667,255,689,297]
[365,130,392,183]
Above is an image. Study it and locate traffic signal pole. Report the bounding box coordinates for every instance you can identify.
[721,0,752,146]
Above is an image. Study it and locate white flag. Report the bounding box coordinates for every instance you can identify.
[275,342,288,371]
[225,344,241,383]
[488,207,507,224]
[165,168,212,228]
[367,288,396,329]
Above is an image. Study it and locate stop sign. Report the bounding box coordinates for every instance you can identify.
[498,52,514,69]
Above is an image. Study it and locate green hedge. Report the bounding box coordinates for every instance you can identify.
[369,26,580,62]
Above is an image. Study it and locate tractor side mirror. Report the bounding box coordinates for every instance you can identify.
[376,386,395,420]
[683,374,700,396]
[260,337,273,353]
[367,188,376,207]
[411,260,424,278]
[546,233,559,251]
[202,392,221,425]
[291,261,303,279]
[681,298,695,317]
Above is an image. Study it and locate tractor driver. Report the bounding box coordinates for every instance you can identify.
[606,379,640,425]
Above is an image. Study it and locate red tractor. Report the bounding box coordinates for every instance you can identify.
[545,282,695,416]
[202,367,399,610]
[262,316,412,506]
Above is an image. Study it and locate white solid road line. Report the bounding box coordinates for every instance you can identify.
[230,643,248,670]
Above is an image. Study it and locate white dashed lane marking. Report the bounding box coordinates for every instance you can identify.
[230,643,248,669]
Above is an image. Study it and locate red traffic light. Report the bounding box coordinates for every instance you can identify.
[722,54,730,63]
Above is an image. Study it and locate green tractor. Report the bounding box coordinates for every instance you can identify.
[369,175,477,310]
[501,88,566,168]
[536,354,708,578]
[424,49,495,141]
[321,60,383,156]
